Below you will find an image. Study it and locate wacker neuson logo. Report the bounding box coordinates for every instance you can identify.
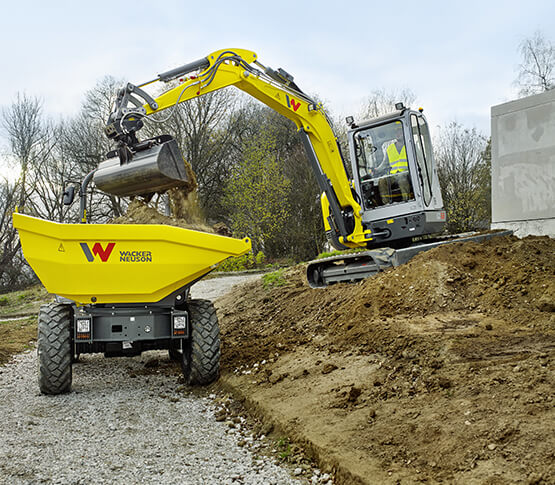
[119,250,153,262]
[80,243,152,263]
[80,242,115,262]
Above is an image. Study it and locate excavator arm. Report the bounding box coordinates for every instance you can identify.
[100,48,372,248]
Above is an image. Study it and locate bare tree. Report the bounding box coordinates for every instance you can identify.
[59,77,127,221]
[2,93,46,209]
[434,122,490,233]
[334,88,418,173]
[515,31,554,96]
[24,123,76,222]
[359,88,417,120]
[143,89,240,221]
[0,178,35,291]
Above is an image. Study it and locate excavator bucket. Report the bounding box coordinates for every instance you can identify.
[13,213,251,305]
[93,136,192,197]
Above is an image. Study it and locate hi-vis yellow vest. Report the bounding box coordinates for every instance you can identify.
[387,143,408,174]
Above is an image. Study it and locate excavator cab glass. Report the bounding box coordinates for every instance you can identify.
[354,120,415,209]
[410,114,434,206]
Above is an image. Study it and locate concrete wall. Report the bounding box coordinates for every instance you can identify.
[491,89,555,237]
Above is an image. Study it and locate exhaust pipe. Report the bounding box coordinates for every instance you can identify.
[94,135,191,197]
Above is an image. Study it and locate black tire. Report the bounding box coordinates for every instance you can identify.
[37,303,73,395]
[182,299,220,385]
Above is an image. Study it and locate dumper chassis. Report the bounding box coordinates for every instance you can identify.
[36,292,221,395]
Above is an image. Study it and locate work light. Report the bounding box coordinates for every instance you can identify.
[173,316,186,329]
[77,319,91,333]
[172,313,188,337]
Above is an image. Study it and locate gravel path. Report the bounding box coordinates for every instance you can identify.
[0,274,301,485]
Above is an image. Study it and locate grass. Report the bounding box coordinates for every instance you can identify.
[0,316,37,365]
[262,269,288,290]
[275,437,292,460]
[0,284,51,366]
[0,285,49,319]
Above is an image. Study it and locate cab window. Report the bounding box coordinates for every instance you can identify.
[354,120,414,209]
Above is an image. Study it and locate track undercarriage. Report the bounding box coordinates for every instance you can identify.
[307,231,513,288]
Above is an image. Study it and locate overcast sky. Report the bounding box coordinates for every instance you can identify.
[0,0,554,151]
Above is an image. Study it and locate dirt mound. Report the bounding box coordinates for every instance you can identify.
[220,235,554,367]
[108,164,235,236]
[216,234,555,484]
[110,199,215,233]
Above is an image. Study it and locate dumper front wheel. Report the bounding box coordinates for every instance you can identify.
[38,303,73,395]
[182,299,220,385]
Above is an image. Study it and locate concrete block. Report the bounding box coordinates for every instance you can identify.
[491,90,555,237]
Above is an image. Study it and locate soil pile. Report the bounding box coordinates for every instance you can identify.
[108,162,234,236]
[216,234,554,484]
[219,234,554,366]
[110,198,216,234]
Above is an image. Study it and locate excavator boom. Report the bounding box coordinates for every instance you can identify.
[96,48,372,249]
[96,47,452,268]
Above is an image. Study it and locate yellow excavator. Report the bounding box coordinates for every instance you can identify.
[13,48,508,394]
[93,48,450,286]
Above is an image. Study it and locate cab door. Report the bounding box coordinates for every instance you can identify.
[410,114,443,209]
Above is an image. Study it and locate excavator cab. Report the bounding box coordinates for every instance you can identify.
[348,106,446,247]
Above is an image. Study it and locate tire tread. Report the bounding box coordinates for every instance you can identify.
[182,299,220,385]
[38,303,73,395]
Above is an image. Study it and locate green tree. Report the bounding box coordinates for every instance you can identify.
[225,130,291,256]
[226,102,326,260]
[260,108,325,260]
[435,122,490,233]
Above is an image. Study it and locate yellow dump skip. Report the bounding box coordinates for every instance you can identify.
[13,213,251,305]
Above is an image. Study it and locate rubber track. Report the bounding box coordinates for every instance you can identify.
[37,303,72,395]
[184,299,220,385]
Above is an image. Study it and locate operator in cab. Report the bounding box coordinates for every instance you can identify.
[377,121,411,203]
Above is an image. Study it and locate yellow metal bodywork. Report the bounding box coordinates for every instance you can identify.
[13,213,251,305]
[145,49,372,249]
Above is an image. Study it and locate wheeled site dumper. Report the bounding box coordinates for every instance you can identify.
[13,212,250,394]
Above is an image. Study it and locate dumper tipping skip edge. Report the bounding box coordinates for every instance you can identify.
[13,213,251,305]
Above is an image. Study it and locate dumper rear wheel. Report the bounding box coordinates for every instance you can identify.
[182,299,220,385]
[38,303,73,395]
